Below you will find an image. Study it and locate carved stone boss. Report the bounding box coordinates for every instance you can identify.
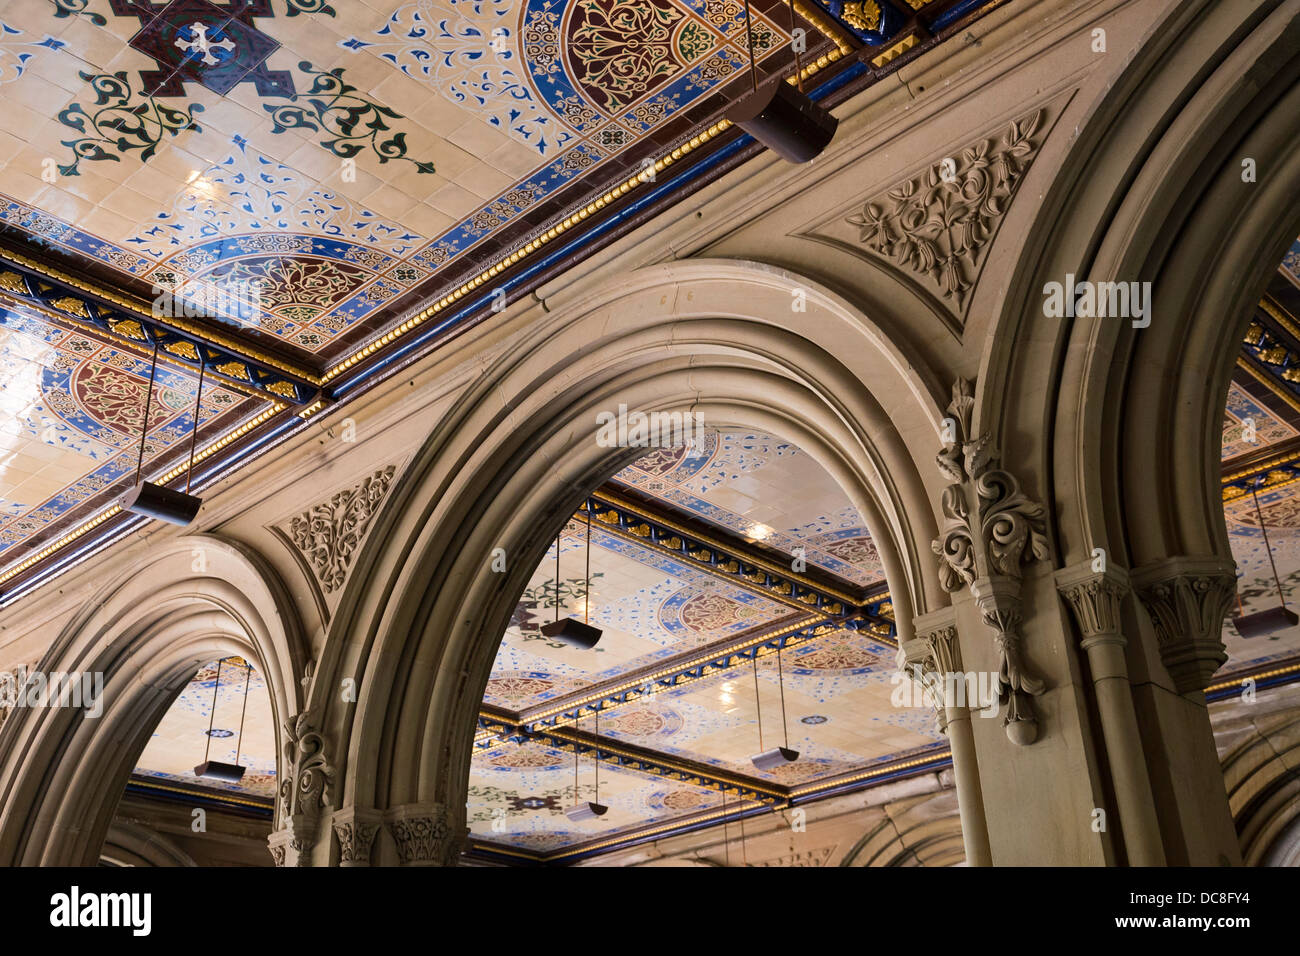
[931,378,1050,744]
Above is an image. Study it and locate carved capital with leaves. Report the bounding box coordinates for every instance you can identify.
[1132,557,1234,695]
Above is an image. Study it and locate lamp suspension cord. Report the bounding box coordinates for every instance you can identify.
[553,532,561,623]
[584,500,592,625]
[593,708,599,805]
[573,718,580,805]
[742,0,758,93]
[184,357,205,495]
[786,0,803,91]
[1251,478,1288,606]
[722,787,730,866]
[134,340,160,486]
[777,646,790,750]
[233,661,251,767]
[739,800,748,866]
[752,653,764,752]
[202,658,224,763]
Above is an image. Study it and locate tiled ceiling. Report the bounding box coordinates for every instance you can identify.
[0,0,1007,599]
[467,426,925,862]
[133,656,277,799]
[1219,236,1300,678]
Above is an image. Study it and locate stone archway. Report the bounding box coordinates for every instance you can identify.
[0,535,306,866]
[957,0,1300,865]
[302,259,952,866]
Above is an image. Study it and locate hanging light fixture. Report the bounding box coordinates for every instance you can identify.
[1232,477,1299,638]
[564,710,609,821]
[541,500,603,649]
[750,646,800,770]
[194,658,252,783]
[723,0,837,163]
[117,339,204,526]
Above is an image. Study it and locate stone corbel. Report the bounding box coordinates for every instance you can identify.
[332,807,382,867]
[1132,557,1235,695]
[385,803,469,866]
[930,378,1051,744]
[274,709,334,867]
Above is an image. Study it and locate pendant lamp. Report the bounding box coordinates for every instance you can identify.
[1232,478,1299,638]
[541,500,603,649]
[564,710,609,821]
[118,339,204,526]
[723,0,837,163]
[194,658,252,783]
[750,647,800,770]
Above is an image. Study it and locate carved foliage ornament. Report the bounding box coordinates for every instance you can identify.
[845,110,1045,312]
[275,708,334,864]
[289,465,396,593]
[930,378,1049,744]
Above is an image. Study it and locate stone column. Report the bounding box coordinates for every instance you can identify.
[1056,560,1165,865]
[1131,556,1242,864]
[385,802,470,866]
[904,608,992,867]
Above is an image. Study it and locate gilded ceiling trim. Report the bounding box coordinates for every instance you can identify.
[320,54,847,385]
[537,726,786,801]
[475,611,895,749]
[0,402,283,590]
[0,247,321,386]
[785,747,951,798]
[1235,354,1300,415]
[592,490,868,608]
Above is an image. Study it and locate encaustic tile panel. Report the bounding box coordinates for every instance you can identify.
[0,302,264,558]
[0,0,817,364]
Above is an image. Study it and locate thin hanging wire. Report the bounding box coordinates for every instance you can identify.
[742,0,758,93]
[786,0,803,91]
[552,532,561,623]
[593,708,600,805]
[184,357,206,495]
[739,801,748,866]
[584,500,592,625]
[133,340,160,486]
[1251,477,1288,606]
[573,717,580,806]
[202,658,224,763]
[777,646,790,750]
[233,660,251,767]
[722,787,730,866]
[752,653,764,752]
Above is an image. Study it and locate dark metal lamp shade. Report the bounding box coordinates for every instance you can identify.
[1232,605,1299,639]
[564,801,609,822]
[541,617,603,650]
[725,79,838,164]
[119,481,202,526]
[193,760,246,783]
[750,747,800,771]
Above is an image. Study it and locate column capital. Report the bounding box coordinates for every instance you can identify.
[385,802,468,866]
[1056,559,1130,649]
[1132,556,1234,694]
[331,807,383,867]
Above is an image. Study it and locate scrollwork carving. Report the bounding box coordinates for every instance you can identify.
[931,378,1050,744]
[844,110,1046,311]
[288,465,397,593]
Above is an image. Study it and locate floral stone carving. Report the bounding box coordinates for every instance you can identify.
[837,109,1047,316]
[288,465,397,593]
